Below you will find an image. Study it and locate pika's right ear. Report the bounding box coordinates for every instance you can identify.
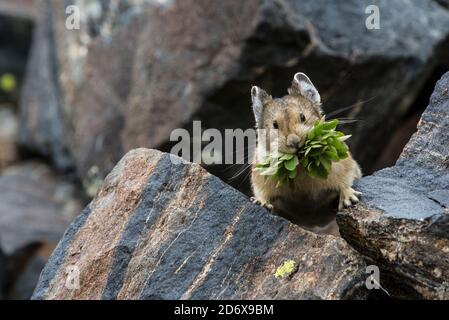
[290,72,321,105]
[251,86,270,126]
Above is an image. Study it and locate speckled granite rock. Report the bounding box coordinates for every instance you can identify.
[19,0,449,193]
[338,72,449,299]
[32,148,368,300]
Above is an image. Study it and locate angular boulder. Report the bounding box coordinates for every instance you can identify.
[20,0,449,193]
[33,149,368,300]
[338,72,449,299]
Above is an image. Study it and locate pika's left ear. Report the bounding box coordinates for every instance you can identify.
[289,72,321,105]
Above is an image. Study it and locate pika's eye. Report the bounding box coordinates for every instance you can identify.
[273,121,279,129]
[300,113,306,122]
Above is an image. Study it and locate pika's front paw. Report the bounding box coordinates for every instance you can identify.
[250,197,274,211]
[338,188,361,211]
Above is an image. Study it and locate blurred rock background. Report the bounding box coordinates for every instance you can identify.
[0,0,448,299]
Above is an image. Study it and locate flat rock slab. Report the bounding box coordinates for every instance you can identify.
[338,72,449,299]
[33,149,367,300]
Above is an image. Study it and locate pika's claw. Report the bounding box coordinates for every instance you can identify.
[250,197,274,211]
[350,194,360,203]
[338,188,361,211]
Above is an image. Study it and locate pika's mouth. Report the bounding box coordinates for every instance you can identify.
[281,142,305,155]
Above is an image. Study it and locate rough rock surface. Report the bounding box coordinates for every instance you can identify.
[19,0,449,193]
[0,162,84,299]
[33,148,368,300]
[338,72,449,299]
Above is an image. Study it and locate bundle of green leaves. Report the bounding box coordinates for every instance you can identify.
[255,119,351,187]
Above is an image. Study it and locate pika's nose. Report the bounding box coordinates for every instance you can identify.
[287,134,301,149]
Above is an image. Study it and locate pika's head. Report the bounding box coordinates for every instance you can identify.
[251,72,323,154]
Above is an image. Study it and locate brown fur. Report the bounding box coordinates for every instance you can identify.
[251,73,362,233]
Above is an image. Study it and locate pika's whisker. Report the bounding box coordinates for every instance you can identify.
[326,96,377,118]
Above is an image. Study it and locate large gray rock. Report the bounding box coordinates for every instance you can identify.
[338,72,449,299]
[19,0,449,195]
[33,148,368,300]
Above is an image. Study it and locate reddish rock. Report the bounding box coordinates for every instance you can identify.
[33,149,368,300]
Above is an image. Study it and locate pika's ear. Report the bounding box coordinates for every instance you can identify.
[289,72,321,105]
[251,86,271,126]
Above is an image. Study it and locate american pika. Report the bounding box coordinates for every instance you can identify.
[250,72,362,232]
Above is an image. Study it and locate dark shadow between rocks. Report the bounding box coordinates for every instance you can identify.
[372,65,449,173]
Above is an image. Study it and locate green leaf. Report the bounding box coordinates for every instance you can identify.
[325,148,339,161]
[304,147,312,157]
[284,156,299,171]
[288,169,298,179]
[309,163,329,179]
[322,119,339,130]
[338,135,352,142]
[259,166,279,176]
[279,153,294,161]
[321,157,332,172]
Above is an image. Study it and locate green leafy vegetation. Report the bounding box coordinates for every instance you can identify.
[255,119,350,187]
